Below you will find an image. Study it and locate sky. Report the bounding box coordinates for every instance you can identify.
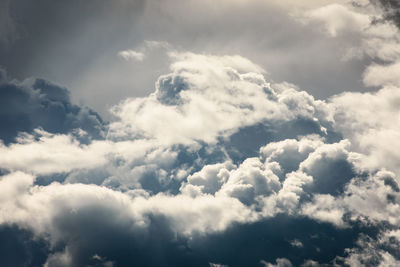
[1,0,400,266]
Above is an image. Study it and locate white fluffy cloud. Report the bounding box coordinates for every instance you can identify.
[0,171,256,242]
[108,52,329,146]
[331,86,400,176]
[0,129,112,175]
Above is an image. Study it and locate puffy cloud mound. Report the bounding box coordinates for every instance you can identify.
[108,52,332,146]
[1,48,400,266]
[331,86,400,176]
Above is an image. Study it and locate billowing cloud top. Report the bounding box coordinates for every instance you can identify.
[2,1,400,267]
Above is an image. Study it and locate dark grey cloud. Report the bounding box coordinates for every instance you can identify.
[377,0,400,28]
[0,213,384,267]
[0,75,105,144]
[302,156,355,196]
[0,225,49,267]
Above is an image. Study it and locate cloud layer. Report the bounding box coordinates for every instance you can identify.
[2,1,400,266]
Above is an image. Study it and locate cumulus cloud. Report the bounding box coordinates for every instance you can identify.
[5,0,400,266]
[108,52,331,147]
[331,86,400,176]
[2,28,400,265]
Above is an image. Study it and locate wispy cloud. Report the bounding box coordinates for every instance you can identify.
[117,49,146,61]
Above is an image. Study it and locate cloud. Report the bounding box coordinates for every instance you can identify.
[118,50,145,61]
[0,168,373,266]
[0,172,257,266]
[5,0,400,265]
[261,258,293,267]
[377,0,400,28]
[299,140,356,196]
[0,77,105,144]
[0,130,112,175]
[108,52,330,147]
[305,4,371,37]
[0,224,48,267]
[2,49,400,266]
[363,62,400,86]
[302,2,400,65]
[1,0,379,119]
[117,41,171,62]
[331,86,400,176]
